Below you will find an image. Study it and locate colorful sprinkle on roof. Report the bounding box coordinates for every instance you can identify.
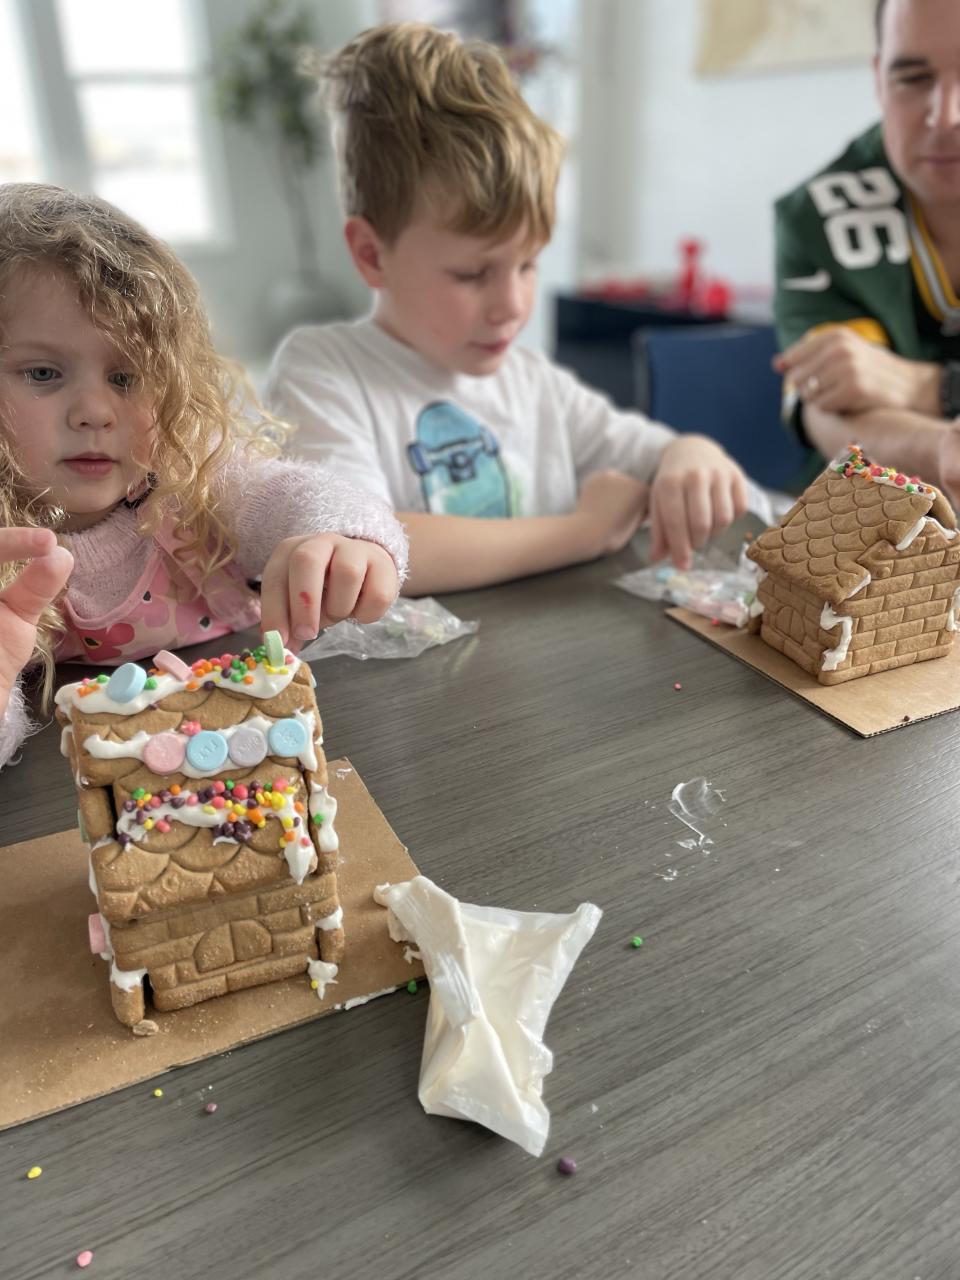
[834,445,934,496]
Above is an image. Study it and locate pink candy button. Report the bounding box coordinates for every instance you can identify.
[143,731,186,774]
[88,913,107,956]
[152,649,192,681]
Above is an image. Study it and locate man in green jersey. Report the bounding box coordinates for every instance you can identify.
[774,0,960,499]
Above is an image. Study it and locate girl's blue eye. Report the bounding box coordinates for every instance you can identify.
[111,372,136,390]
[26,366,58,383]
[454,270,486,283]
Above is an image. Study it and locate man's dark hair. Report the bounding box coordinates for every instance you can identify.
[875,0,887,46]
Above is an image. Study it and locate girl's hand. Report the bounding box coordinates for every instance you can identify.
[0,529,74,719]
[649,436,749,570]
[260,533,399,648]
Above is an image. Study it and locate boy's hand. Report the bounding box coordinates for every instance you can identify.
[574,470,649,557]
[649,436,749,570]
[260,533,398,648]
[0,528,74,719]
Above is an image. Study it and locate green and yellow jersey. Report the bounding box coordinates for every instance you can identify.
[774,122,960,471]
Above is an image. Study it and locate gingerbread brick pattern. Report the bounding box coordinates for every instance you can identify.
[57,642,344,1026]
[747,450,960,685]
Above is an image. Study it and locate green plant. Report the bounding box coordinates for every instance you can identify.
[213,0,324,277]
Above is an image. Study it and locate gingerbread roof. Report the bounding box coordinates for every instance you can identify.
[747,449,958,608]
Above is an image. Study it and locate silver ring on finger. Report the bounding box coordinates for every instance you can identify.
[805,373,820,396]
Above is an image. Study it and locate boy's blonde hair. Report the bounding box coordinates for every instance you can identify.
[308,22,564,246]
[0,183,285,699]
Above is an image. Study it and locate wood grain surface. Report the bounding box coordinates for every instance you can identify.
[3,539,959,1280]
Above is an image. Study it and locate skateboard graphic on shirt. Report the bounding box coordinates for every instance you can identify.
[406,400,513,518]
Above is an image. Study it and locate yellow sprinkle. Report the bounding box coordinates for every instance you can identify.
[257,820,266,829]
[143,818,154,830]
[310,979,319,989]
[153,1088,163,1098]
[203,804,215,814]
[26,1166,42,1180]
[281,817,293,830]
[280,667,289,675]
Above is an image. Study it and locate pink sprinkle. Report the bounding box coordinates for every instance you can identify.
[285,653,293,663]
[274,777,288,792]
[232,784,248,800]
[182,720,201,737]
[186,794,199,806]
[212,780,226,794]
[211,796,226,810]
[673,682,682,691]
[149,796,162,809]
[204,1101,218,1114]
[76,1250,94,1268]
[220,654,233,668]
[155,819,171,833]
[300,837,311,847]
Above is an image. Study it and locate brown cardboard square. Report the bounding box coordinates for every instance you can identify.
[0,761,423,1130]
[668,607,960,737]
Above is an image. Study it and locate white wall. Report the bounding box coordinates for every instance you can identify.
[578,0,879,294]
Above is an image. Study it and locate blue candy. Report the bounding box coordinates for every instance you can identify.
[268,717,309,758]
[186,730,229,773]
[106,662,147,703]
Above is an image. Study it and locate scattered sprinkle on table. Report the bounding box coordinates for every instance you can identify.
[630,936,644,948]
[76,1250,94,1268]
[556,1156,577,1176]
[152,1088,163,1098]
[26,1165,42,1179]
[407,979,418,994]
[673,682,682,691]
[204,1102,218,1114]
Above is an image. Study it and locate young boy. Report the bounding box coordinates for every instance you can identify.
[267,22,750,595]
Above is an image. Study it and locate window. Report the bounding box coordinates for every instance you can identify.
[0,0,43,182]
[6,0,222,246]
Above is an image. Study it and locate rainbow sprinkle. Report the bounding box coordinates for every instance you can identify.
[76,643,293,698]
[833,445,933,496]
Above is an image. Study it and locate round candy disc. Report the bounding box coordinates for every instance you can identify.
[88,912,107,956]
[263,630,285,667]
[152,649,192,681]
[228,725,268,767]
[143,731,187,775]
[186,729,229,773]
[268,717,309,758]
[106,662,147,703]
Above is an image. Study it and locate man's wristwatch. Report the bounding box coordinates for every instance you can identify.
[941,362,960,418]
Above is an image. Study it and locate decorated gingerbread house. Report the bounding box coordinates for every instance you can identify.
[56,636,343,1028]
[746,447,960,685]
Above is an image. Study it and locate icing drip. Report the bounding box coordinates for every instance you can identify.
[845,574,871,599]
[307,959,339,998]
[110,961,146,992]
[308,784,339,853]
[315,906,343,931]
[947,585,960,631]
[821,605,853,671]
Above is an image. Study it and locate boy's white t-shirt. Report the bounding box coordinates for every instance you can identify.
[265,318,677,519]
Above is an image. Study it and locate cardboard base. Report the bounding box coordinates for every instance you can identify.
[0,761,423,1130]
[669,607,960,737]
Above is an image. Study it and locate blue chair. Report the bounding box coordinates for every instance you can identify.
[633,324,810,492]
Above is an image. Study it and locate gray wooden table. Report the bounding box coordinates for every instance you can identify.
[3,542,960,1280]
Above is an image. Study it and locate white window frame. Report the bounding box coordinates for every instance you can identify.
[12,0,233,253]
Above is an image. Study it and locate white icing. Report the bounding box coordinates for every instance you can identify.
[60,725,73,757]
[821,604,853,671]
[117,785,317,885]
[895,515,958,551]
[315,906,343,931]
[403,945,422,964]
[308,784,339,853]
[335,985,397,1012]
[99,914,113,962]
[307,959,338,998]
[845,574,871,599]
[83,709,319,775]
[110,961,146,992]
[56,653,302,719]
[947,585,960,631]
[748,569,766,619]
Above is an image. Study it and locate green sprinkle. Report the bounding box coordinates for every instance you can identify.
[906,484,915,492]
[312,813,325,825]
[226,780,234,790]
[630,936,644,948]
[133,788,146,801]
[230,672,243,682]
[96,673,109,684]
[144,677,158,690]
[406,979,418,994]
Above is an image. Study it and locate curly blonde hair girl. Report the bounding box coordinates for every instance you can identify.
[0,182,287,702]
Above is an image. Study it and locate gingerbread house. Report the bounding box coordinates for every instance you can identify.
[56,636,344,1029]
[746,447,960,685]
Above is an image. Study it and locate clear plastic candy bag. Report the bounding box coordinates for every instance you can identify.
[296,597,478,662]
[614,543,759,627]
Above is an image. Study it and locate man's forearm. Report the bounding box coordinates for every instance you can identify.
[804,404,948,482]
[398,510,598,595]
